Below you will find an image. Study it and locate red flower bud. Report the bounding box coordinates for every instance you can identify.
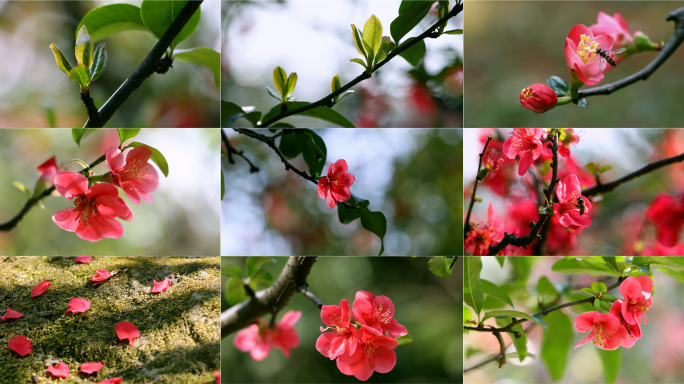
[520,83,558,113]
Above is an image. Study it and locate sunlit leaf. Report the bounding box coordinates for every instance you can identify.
[75,25,94,68]
[49,44,72,76]
[116,128,140,147]
[140,0,201,51]
[398,37,426,66]
[77,3,146,42]
[390,1,434,43]
[273,66,288,96]
[174,47,220,87]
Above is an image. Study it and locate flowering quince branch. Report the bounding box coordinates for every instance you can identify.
[297,283,325,309]
[464,136,492,237]
[221,128,259,173]
[252,2,463,128]
[578,6,684,98]
[83,0,203,128]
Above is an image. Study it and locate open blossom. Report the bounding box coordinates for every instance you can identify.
[502,129,551,176]
[609,299,641,348]
[553,174,592,230]
[619,275,653,326]
[317,159,355,209]
[336,327,398,381]
[590,12,633,48]
[466,203,504,256]
[234,310,301,361]
[645,194,684,247]
[574,311,627,350]
[565,24,616,85]
[520,83,557,113]
[352,291,407,337]
[558,129,580,158]
[52,172,133,241]
[105,146,159,205]
[37,156,58,184]
[317,299,358,360]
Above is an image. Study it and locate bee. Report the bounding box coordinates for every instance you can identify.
[575,197,586,216]
[592,47,627,71]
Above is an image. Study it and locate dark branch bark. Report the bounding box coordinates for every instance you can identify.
[222,128,259,173]
[83,0,203,128]
[464,136,491,237]
[221,256,318,338]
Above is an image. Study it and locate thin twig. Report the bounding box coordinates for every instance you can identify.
[221,128,259,173]
[297,283,326,309]
[578,6,684,98]
[253,2,463,128]
[83,0,203,128]
[464,324,536,373]
[464,136,491,237]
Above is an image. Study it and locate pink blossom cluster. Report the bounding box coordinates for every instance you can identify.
[51,146,159,241]
[575,276,653,350]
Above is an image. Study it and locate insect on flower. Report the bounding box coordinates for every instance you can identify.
[575,197,586,216]
[592,47,626,71]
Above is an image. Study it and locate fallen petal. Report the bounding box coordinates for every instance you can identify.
[31,280,52,297]
[47,362,70,378]
[1,307,23,321]
[79,362,103,374]
[8,335,32,356]
[115,321,140,347]
[214,371,221,384]
[65,298,91,314]
[151,277,172,294]
[90,269,111,283]
[95,378,122,384]
[75,256,93,263]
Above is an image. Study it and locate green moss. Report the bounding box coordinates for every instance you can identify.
[0,256,220,383]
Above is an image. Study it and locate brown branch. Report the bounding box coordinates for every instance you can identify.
[464,136,491,237]
[222,128,259,173]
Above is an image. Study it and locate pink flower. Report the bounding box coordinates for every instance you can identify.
[65,298,91,314]
[105,146,159,205]
[79,362,103,374]
[336,327,398,381]
[234,310,301,361]
[31,280,52,297]
[502,129,551,176]
[1,307,23,321]
[8,335,32,356]
[645,194,684,247]
[37,156,58,184]
[465,203,505,256]
[317,299,359,360]
[352,291,407,337]
[317,159,355,209]
[590,12,633,48]
[574,311,627,350]
[214,371,220,384]
[558,129,580,158]
[52,172,133,241]
[115,321,140,347]
[90,269,111,283]
[619,275,653,326]
[641,242,684,256]
[47,362,70,378]
[519,83,557,113]
[553,174,592,230]
[95,379,122,384]
[151,278,172,293]
[75,256,92,263]
[609,299,641,348]
[565,24,616,85]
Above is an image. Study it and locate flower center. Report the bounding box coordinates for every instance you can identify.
[362,336,381,359]
[120,159,146,182]
[578,34,600,63]
[375,304,394,324]
[73,196,98,226]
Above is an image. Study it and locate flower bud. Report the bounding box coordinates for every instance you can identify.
[520,83,558,113]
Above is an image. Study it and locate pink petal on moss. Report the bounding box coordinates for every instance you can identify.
[214,371,221,384]
[8,335,32,356]
[151,278,172,294]
[79,362,103,374]
[47,362,70,378]
[31,280,52,297]
[95,378,122,384]
[115,321,140,347]
[1,307,23,321]
[75,256,92,263]
[65,298,91,314]
[90,269,111,282]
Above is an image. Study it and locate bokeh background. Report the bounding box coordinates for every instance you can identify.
[0,0,220,128]
[0,128,219,255]
[222,128,463,256]
[221,256,461,383]
[222,0,463,128]
[464,256,684,383]
[464,128,684,256]
[464,1,684,127]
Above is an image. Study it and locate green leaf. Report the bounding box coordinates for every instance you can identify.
[90,43,108,83]
[463,257,484,320]
[632,256,684,272]
[362,15,383,58]
[71,128,101,146]
[221,100,244,126]
[444,29,463,35]
[278,131,303,159]
[117,128,140,146]
[77,3,146,42]
[349,58,367,69]
[591,282,607,293]
[266,86,281,101]
[598,347,620,384]
[75,25,94,68]
[220,265,242,279]
[242,111,262,127]
[547,75,569,97]
[585,162,597,174]
[551,258,620,277]
[540,311,572,381]
[13,181,30,196]
[495,256,505,268]
[483,310,548,329]
[602,256,619,272]
[337,204,362,224]
[360,208,387,239]
[331,74,341,93]
[225,277,249,306]
[49,44,72,76]
[390,1,434,43]
[428,257,452,278]
[598,165,613,173]
[174,47,220,88]
[68,64,91,90]
[510,323,527,362]
[398,38,426,66]
[396,333,413,346]
[580,287,595,297]
[374,36,393,67]
[301,129,327,177]
[273,66,288,96]
[140,0,201,51]
[480,279,515,308]
[261,101,355,128]
[221,168,225,200]
[125,142,169,177]
[284,72,298,98]
[351,24,366,58]
[245,257,275,278]
[250,270,274,288]
[536,276,559,303]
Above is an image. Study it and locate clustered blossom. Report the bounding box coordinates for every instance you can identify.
[233,310,302,361]
[52,146,159,241]
[318,159,355,209]
[645,193,684,247]
[553,174,592,230]
[316,291,407,381]
[590,12,633,51]
[575,276,653,350]
[502,128,552,176]
[465,203,504,256]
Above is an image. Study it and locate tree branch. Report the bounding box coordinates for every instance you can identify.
[221,256,318,339]
[464,136,491,237]
[254,2,463,128]
[83,0,203,128]
[464,324,536,373]
[0,154,106,231]
[578,6,684,98]
[297,283,325,309]
[222,128,259,173]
